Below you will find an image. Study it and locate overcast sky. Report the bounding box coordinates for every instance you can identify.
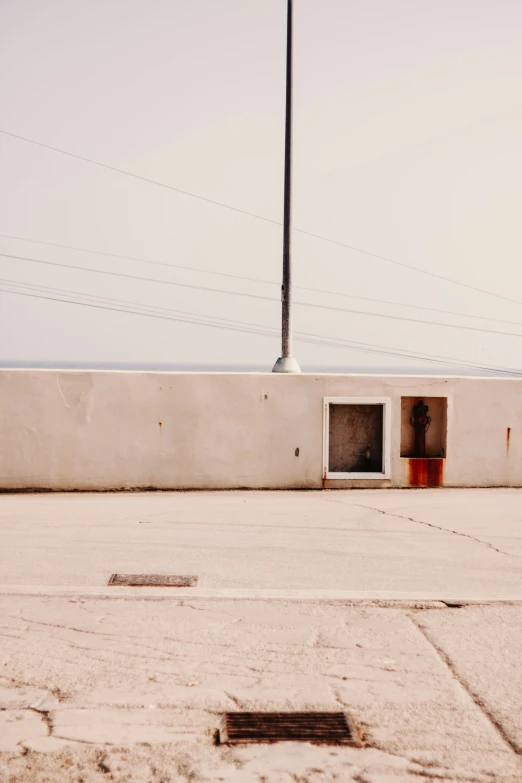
[1,0,522,373]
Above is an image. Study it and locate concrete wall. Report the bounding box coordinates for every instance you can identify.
[0,369,520,490]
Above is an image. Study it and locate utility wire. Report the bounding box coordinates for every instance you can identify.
[2,128,520,308]
[0,283,498,373]
[2,280,521,377]
[0,277,261,328]
[4,282,521,376]
[0,251,274,302]
[0,130,280,228]
[0,233,273,285]
[2,232,521,328]
[3,252,522,340]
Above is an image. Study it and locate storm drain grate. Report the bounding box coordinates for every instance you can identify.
[108,574,198,587]
[218,712,361,746]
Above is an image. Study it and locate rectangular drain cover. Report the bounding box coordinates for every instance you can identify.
[108,574,198,587]
[219,712,361,746]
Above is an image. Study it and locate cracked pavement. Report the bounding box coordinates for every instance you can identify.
[1,489,522,781]
[1,488,521,595]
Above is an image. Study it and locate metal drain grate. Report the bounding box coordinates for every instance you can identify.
[218,712,361,746]
[108,574,198,587]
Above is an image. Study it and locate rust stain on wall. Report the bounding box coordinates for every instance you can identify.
[408,458,444,487]
[507,427,511,454]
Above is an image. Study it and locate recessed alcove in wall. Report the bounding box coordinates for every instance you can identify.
[323,397,391,479]
[400,397,448,458]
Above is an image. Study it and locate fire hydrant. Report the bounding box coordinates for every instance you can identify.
[410,400,431,457]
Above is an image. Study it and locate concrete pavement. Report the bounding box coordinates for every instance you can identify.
[1,489,522,781]
[1,489,521,596]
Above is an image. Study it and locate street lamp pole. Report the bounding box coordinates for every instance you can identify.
[272,0,301,373]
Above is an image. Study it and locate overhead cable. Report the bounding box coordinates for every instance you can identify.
[2,233,521,328]
[3,252,522,340]
[2,128,520,307]
[2,281,521,377]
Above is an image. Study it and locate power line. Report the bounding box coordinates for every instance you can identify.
[0,251,276,304]
[2,279,521,377]
[2,128,520,308]
[3,252,522,341]
[0,130,280,228]
[0,233,275,286]
[0,277,265,329]
[2,232,522,328]
[293,228,522,307]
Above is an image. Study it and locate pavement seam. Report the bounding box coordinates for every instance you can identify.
[342,501,522,560]
[3,588,522,604]
[408,613,522,760]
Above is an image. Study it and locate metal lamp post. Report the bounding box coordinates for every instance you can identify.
[272,0,301,373]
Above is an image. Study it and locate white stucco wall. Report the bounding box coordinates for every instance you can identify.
[0,369,520,490]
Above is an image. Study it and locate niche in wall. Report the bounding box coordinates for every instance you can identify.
[323,397,391,479]
[400,397,448,458]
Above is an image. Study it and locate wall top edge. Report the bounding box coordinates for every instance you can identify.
[0,368,520,382]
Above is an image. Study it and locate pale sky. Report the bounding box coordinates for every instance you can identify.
[1,0,522,373]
